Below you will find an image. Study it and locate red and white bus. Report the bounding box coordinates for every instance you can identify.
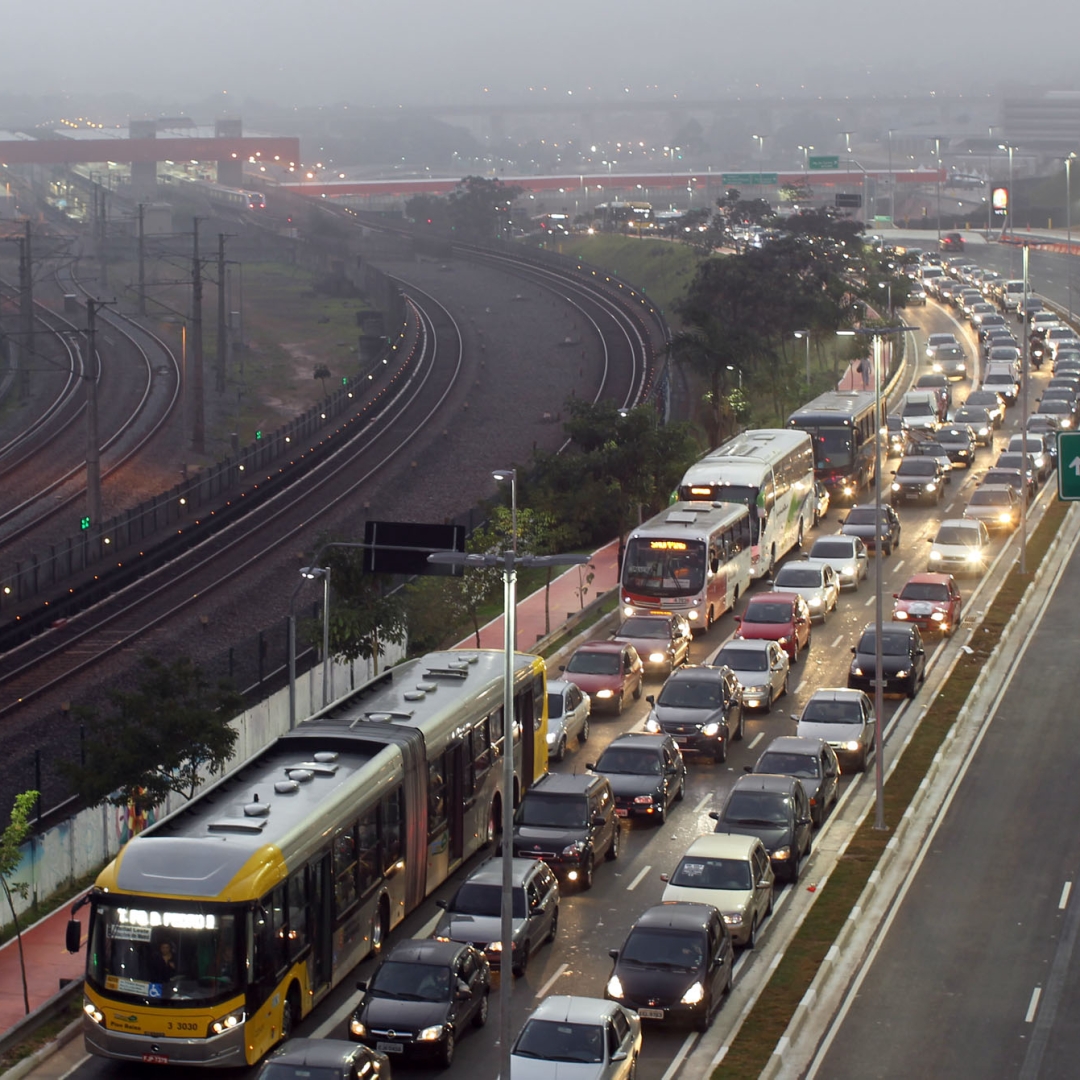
[620,502,753,632]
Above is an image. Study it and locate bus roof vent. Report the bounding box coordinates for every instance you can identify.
[207,820,267,834]
[416,682,438,693]
[288,761,338,776]
[423,667,470,680]
[312,751,339,763]
[403,691,427,702]
[285,768,314,783]
[243,800,270,818]
[274,780,301,794]
[665,510,701,524]
[362,711,415,722]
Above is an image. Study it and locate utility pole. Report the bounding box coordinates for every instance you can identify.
[19,222,33,400]
[191,218,205,454]
[216,233,228,394]
[84,300,106,528]
[97,180,108,291]
[137,203,146,317]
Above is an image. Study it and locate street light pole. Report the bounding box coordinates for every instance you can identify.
[887,129,896,226]
[794,330,811,385]
[300,566,332,707]
[999,143,1016,240]
[987,126,996,236]
[1020,245,1029,576]
[427,545,589,1080]
[1067,153,1075,323]
[933,137,943,241]
[492,469,518,650]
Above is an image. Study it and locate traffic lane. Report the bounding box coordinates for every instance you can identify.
[811,510,1080,1080]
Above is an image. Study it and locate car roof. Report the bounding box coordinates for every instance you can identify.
[805,687,869,703]
[937,517,984,529]
[902,572,955,586]
[528,995,625,1026]
[682,831,761,860]
[266,1038,373,1068]
[665,664,730,683]
[730,773,802,795]
[630,902,717,933]
[712,637,776,655]
[385,938,469,966]
[529,772,604,796]
[546,679,578,696]
[572,640,627,655]
[462,857,552,889]
[758,735,830,757]
[603,732,671,753]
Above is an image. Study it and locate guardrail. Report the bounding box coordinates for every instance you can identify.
[0,977,82,1076]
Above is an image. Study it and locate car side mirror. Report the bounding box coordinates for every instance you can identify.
[757,879,772,889]
[892,593,899,599]
[791,714,800,722]
[733,615,742,623]
[435,899,448,910]
[456,983,472,1000]
[850,646,857,655]
[612,1050,629,1062]
[798,816,813,826]
[646,695,655,706]
[743,764,753,773]
[585,762,596,771]
[609,948,620,960]
[558,664,566,672]
[592,814,606,826]
[65,919,82,954]
[839,516,847,524]
[357,980,368,992]
[708,810,720,821]
[917,648,925,656]
[660,873,669,882]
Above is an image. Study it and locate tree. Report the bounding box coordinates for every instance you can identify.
[313,363,331,396]
[0,791,38,1016]
[61,657,241,812]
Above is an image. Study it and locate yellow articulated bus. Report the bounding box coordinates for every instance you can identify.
[72,649,547,1068]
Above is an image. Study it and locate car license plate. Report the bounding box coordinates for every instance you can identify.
[870,680,885,688]
[674,736,688,744]
[639,1008,665,1020]
[376,1042,405,1054]
[615,808,629,817]
[142,1054,169,1065]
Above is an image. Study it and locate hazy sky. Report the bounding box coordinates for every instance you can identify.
[3,0,1074,111]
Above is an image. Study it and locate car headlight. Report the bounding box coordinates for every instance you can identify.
[681,981,706,1006]
[562,841,587,856]
[746,684,768,695]
[350,1018,367,1038]
[595,689,613,699]
[83,1001,104,1025]
[842,565,855,577]
[418,1026,445,1042]
[722,912,743,926]
[853,666,864,676]
[926,347,934,357]
[488,940,504,951]
[966,550,983,562]
[644,715,660,733]
[926,482,937,492]
[607,974,625,999]
[933,362,943,372]
[929,550,942,561]
[892,482,901,492]
[999,512,1013,523]
[702,722,721,736]
[777,636,789,645]
[895,669,910,679]
[210,1010,245,1036]
[772,846,792,860]
[809,596,822,607]
[844,740,862,751]
[648,651,667,664]
[978,426,989,436]
[546,732,558,744]
[894,609,909,619]
[931,611,945,622]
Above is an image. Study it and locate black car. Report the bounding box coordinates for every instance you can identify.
[839,503,902,555]
[643,665,744,760]
[257,1038,392,1080]
[890,456,946,505]
[749,736,841,828]
[589,732,686,825]
[512,772,620,888]
[847,622,926,699]
[605,902,734,1030]
[611,613,693,675]
[934,425,977,467]
[884,414,907,457]
[350,939,490,1067]
[952,406,994,446]
[709,773,813,884]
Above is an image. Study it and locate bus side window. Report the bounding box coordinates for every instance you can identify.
[333,828,359,916]
[381,788,404,869]
[471,719,491,785]
[490,707,505,758]
[428,756,448,838]
[709,540,720,574]
[270,884,287,974]
[356,810,380,897]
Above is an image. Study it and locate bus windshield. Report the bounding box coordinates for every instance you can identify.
[622,538,706,597]
[806,428,854,470]
[87,901,241,1004]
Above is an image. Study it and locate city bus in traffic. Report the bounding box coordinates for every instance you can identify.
[620,501,752,631]
[72,650,547,1068]
[676,429,815,578]
[787,390,879,502]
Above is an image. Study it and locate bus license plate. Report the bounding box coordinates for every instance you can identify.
[639,1008,665,1020]
[376,1042,405,1054]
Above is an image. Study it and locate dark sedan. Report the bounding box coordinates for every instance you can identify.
[890,456,946,506]
[350,940,490,1067]
[749,736,840,827]
[847,622,926,699]
[611,613,692,675]
[606,903,734,1031]
[839,503,902,555]
[643,665,743,760]
[256,1039,392,1080]
[934,425,978,468]
[589,732,686,825]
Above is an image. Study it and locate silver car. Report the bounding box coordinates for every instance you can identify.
[770,561,840,621]
[706,638,790,713]
[794,687,876,772]
[546,679,590,762]
[510,995,642,1080]
[804,535,869,590]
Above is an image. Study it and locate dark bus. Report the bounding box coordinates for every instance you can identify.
[787,390,879,502]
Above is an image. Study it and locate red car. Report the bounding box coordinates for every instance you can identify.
[560,640,644,715]
[734,592,812,663]
[892,572,963,636]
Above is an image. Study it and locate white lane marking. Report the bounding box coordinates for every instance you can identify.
[694,793,712,812]
[864,594,875,606]
[314,988,364,1038]
[627,865,652,892]
[1026,986,1042,1023]
[58,1059,91,1080]
[660,1032,699,1080]
[894,559,906,572]
[1061,881,1073,910]
[749,731,765,749]
[536,962,569,999]
[831,634,844,648]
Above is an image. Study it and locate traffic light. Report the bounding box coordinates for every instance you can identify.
[80,515,91,530]
[255,429,262,441]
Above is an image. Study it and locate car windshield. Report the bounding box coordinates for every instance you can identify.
[449,882,526,918]
[596,748,663,775]
[899,582,950,601]
[657,679,724,709]
[967,394,1000,408]
[1040,400,1070,413]
[516,794,588,828]
[773,567,823,588]
[617,617,670,639]
[985,374,1015,385]
[722,791,791,826]
[622,538,707,598]
[897,459,937,476]
[669,856,753,890]
[809,540,855,559]
[845,508,884,525]
[801,699,864,723]
[857,632,914,656]
[713,647,768,672]
[954,409,987,425]
[929,335,956,346]
[935,526,980,545]
[620,928,704,971]
[565,651,620,675]
[757,751,821,779]
[370,961,451,1002]
[902,401,935,418]
[513,1019,606,1064]
[939,430,968,442]
[969,489,1008,506]
[743,601,793,623]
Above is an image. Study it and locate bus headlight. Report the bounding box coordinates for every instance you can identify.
[687,609,700,621]
[83,1001,104,1025]
[210,1010,245,1035]
[623,604,635,617]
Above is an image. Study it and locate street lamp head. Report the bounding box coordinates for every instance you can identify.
[491,469,516,483]
[300,566,328,580]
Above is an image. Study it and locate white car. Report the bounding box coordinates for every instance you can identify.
[661,833,775,948]
[510,995,641,1080]
[928,518,992,576]
[794,687,876,772]
[925,332,959,360]
[706,638,790,712]
[770,561,840,621]
[804,535,869,590]
[545,679,590,762]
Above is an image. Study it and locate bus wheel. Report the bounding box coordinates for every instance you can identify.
[797,520,804,549]
[281,986,299,1043]
[489,797,502,845]
[372,897,389,955]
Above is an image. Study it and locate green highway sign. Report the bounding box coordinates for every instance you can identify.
[809,155,840,170]
[721,173,778,185]
[1057,432,1080,500]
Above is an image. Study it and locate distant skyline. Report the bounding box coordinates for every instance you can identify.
[3,0,1076,113]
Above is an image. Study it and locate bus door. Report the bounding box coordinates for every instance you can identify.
[518,684,536,786]
[308,853,332,993]
[446,742,465,867]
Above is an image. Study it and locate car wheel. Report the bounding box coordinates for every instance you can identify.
[513,944,529,978]
[695,993,713,1032]
[280,988,297,1043]
[747,916,759,950]
[907,674,918,699]
[546,906,559,943]
[580,853,595,889]
[441,1030,456,1068]
[473,991,489,1027]
[791,640,799,665]
[632,678,643,701]
[579,718,589,744]
[762,685,773,715]
[613,691,624,717]
[819,605,827,625]
[553,735,566,763]
[715,734,728,764]
[766,886,774,917]
[675,775,685,802]
[656,796,667,826]
[607,825,620,861]
[883,541,893,556]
